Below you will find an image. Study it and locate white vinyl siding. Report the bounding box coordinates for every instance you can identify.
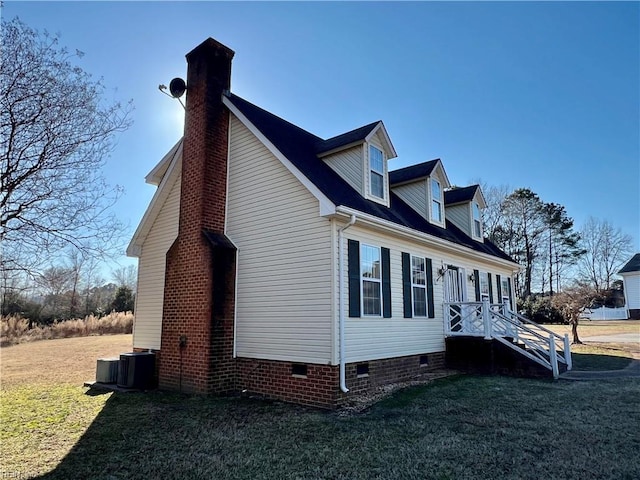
[336,223,515,364]
[227,114,333,364]
[445,204,471,236]
[622,273,640,310]
[133,175,181,350]
[393,180,428,220]
[322,145,363,195]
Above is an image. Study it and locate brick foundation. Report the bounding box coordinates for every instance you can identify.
[235,352,446,409]
[342,352,446,399]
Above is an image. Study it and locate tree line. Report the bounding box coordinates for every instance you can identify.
[0,17,635,339]
[1,259,136,324]
[480,184,633,341]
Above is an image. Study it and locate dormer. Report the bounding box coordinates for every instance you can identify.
[317,121,396,207]
[444,184,487,242]
[389,159,451,227]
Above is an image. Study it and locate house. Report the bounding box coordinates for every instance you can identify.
[127,37,567,408]
[619,254,640,319]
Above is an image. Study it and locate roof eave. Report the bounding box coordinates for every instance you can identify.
[335,205,520,271]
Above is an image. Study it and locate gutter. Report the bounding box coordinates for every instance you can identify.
[337,214,357,393]
[335,206,520,271]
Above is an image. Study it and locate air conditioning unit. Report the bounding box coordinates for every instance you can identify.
[96,358,119,384]
[117,352,156,389]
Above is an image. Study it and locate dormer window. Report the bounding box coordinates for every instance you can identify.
[369,145,384,199]
[473,202,482,238]
[431,178,443,223]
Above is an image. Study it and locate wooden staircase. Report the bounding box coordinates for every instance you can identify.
[444,301,572,379]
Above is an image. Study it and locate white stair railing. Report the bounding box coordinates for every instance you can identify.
[444,301,572,378]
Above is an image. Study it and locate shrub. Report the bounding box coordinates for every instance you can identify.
[517,296,565,324]
[0,311,133,347]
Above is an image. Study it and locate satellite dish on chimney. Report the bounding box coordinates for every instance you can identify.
[169,78,186,98]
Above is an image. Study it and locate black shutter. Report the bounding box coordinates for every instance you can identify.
[473,269,480,301]
[488,273,494,304]
[507,277,513,310]
[348,240,360,317]
[382,247,392,318]
[401,252,412,318]
[426,258,435,318]
[496,274,502,302]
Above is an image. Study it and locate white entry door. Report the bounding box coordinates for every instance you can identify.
[445,266,467,332]
[445,266,466,303]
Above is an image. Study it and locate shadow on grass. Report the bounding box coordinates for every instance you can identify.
[571,352,633,371]
[32,375,640,480]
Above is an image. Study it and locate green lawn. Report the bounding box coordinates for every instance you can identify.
[2,376,639,480]
[2,335,639,479]
[570,345,634,371]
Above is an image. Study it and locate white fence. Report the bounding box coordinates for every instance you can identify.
[580,306,628,320]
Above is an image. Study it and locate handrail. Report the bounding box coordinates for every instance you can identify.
[507,309,565,342]
[444,300,572,379]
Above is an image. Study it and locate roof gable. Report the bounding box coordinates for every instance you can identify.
[223,92,514,264]
[444,184,486,208]
[145,139,183,186]
[389,159,439,186]
[127,147,182,257]
[389,159,451,189]
[619,253,640,274]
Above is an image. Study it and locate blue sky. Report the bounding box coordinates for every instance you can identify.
[4,1,639,271]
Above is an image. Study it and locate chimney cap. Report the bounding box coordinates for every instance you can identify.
[186,37,235,62]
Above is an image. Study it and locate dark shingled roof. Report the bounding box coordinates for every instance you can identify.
[619,254,640,274]
[225,93,514,263]
[316,122,380,155]
[389,159,439,186]
[444,185,480,205]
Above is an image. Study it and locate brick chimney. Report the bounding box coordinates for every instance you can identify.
[159,38,236,394]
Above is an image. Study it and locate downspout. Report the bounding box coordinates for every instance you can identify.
[338,214,357,393]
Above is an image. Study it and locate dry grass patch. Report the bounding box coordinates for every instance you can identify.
[1,312,133,347]
[545,319,640,339]
[1,334,132,388]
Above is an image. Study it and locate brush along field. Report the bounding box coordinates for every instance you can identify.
[1,333,639,479]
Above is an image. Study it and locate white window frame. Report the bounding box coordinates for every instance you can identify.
[479,271,490,302]
[369,145,385,200]
[431,178,443,225]
[472,202,482,239]
[411,255,427,317]
[501,277,510,305]
[360,243,382,317]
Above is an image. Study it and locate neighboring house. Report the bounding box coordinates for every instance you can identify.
[127,38,561,408]
[619,254,640,319]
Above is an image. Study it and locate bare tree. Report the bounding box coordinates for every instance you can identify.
[475,181,511,243]
[112,264,137,292]
[578,217,633,292]
[0,18,132,279]
[37,266,73,321]
[552,283,604,344]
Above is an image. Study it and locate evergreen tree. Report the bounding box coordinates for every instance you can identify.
[110,286,134,313]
